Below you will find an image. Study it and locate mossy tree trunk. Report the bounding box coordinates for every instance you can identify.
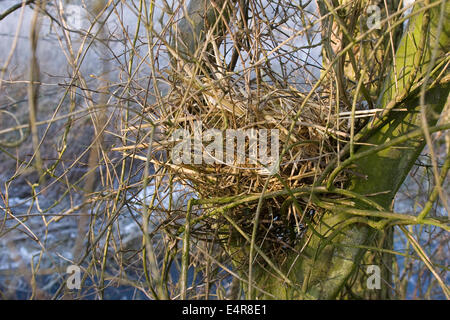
[174,0,449,299]
[317,0,399,300]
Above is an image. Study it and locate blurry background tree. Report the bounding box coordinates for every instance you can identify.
[0,0,448,299]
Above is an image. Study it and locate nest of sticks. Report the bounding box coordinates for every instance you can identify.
[121,72,355,251]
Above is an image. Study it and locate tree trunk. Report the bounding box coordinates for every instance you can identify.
[174,0,450,299]
[258,0,449,299]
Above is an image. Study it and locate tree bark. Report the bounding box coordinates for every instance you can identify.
[264,0,449,299]
[174,0,450,299]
